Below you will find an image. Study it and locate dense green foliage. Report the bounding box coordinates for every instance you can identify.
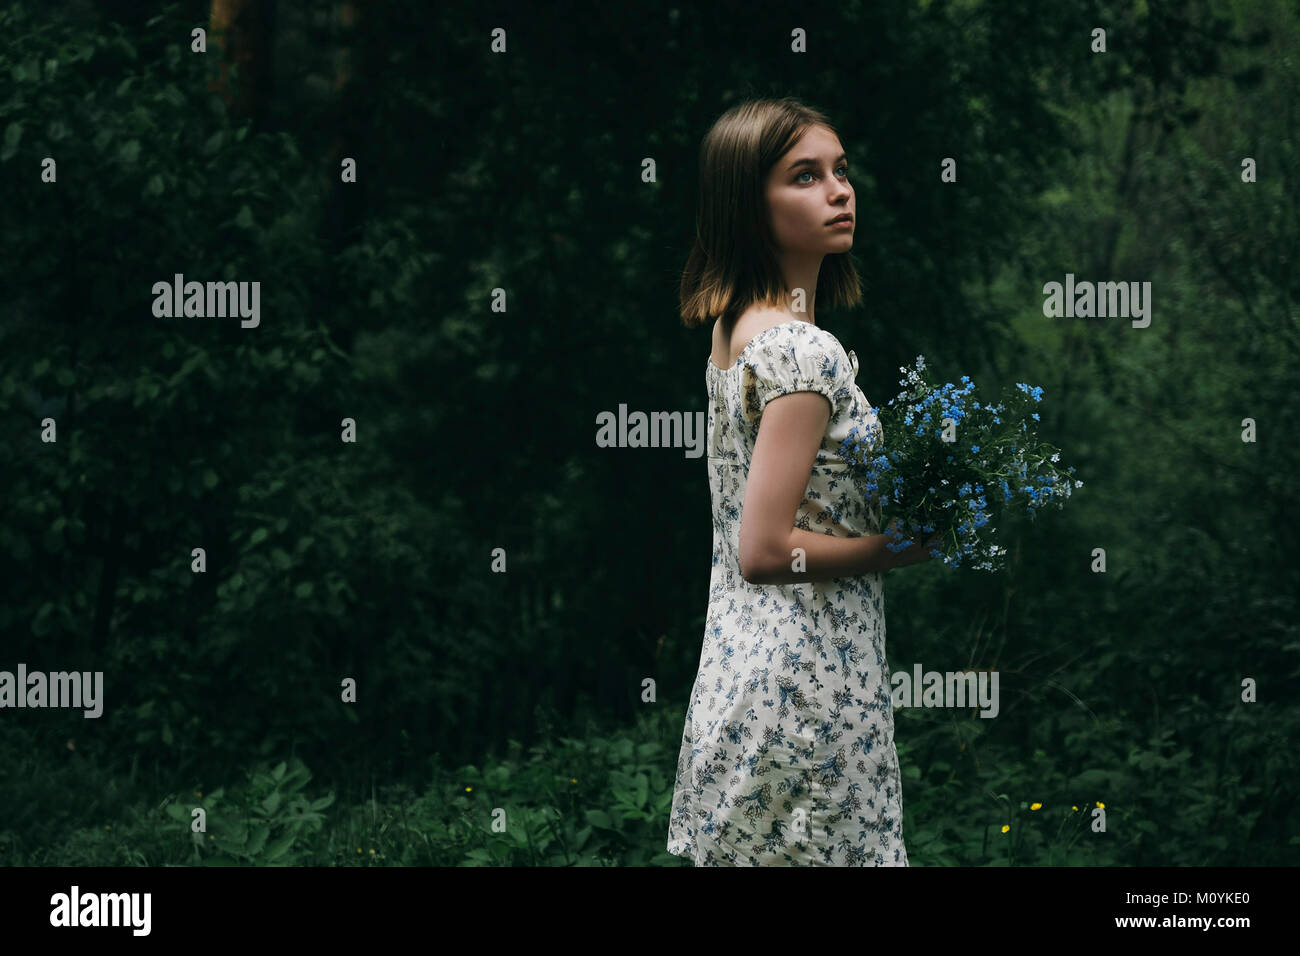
[1,0,1296,865]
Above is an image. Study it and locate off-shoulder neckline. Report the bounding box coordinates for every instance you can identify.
[705,319,823,373]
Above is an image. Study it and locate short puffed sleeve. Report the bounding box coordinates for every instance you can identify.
[741,321,853,420]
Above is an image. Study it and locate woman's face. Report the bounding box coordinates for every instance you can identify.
[763,124,855,255]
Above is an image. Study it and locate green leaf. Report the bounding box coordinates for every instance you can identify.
[203,469,219,490]
[261,791,281,815]
[249,528,268,546]
[32,602,54,636]
[294,581,314,599]
[262,833,294,863]
[1,121,21,162]
[585,809,613,829]
[118,139,140,165]
[282,764,310,791]
[1070,769,1111,788]
[145,174,164,197]
[246,822,270,858]
[234,205,254,229]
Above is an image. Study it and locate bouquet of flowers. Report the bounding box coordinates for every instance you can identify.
[839,355,1082,571]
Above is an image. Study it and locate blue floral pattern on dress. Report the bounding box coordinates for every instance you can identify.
[668,320,908,866]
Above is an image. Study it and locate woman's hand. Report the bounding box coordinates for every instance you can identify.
[920,532,944,560]
[884,518,943,569]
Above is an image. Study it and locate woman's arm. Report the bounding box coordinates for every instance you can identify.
[738,391,936,585]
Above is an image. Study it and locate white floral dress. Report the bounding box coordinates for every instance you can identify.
[667,319,908,866]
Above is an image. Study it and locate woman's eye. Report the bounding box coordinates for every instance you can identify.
[797,166,849,183]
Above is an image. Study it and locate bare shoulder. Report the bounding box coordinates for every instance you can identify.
[712,306,807,367]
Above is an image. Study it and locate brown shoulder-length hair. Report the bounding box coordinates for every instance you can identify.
[679,97,864,330]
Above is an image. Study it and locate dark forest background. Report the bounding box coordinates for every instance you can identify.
[1,0,1296,866]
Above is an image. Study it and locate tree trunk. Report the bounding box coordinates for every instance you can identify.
[208,0,276,131]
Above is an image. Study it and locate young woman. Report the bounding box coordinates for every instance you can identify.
[668,97,939,866]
